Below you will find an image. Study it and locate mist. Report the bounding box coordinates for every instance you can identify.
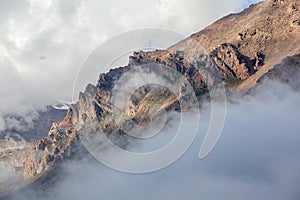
[7,78,300,200]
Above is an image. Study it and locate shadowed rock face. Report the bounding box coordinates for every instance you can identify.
[257,54,300,90]
[14,0,300,189]
[211,43,257,79]
[23,109,81,180]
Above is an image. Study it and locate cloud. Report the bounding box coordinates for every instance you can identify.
[0,0,259,116]
[0,117,5,131]
[6,78,300,200]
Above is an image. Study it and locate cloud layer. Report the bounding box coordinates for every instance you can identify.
[6,78,300,200]
[58,81,300,200]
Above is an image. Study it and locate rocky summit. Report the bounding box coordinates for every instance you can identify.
[1,0,300,197]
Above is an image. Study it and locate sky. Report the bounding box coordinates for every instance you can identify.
[0,0,262,119]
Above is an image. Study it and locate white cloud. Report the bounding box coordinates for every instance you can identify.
[7,79,300,200]
[0,0,260,117]
[0,117,5,131]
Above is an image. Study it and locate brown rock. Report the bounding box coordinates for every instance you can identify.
[58,108,73,128]
[211,43,256,79]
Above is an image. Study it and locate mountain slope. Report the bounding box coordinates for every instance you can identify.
[1,0,300,197]
[23,0,300,182]
[171,0,300,91]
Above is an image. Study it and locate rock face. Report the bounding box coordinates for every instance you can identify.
[20,0,300,183]
[69,0,300,144]
[170,0,300,91]
[73,49,215,138]
[258,54,300,89]
[211,43,257,79]
[72,84,98,125]
[23,109,80,180]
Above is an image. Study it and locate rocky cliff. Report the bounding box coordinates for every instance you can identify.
[23,108,81,180]
[19,0,300,187]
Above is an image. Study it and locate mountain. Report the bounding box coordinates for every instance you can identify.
[1,0,300,197]
[0,106,68,142]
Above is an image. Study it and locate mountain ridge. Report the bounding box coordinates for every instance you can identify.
[21,0,300,182]
[22,0,300,182]
[1,0,300,197]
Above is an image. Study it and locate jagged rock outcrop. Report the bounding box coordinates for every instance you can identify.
[73,49,215,137]
[211,43,257,79]
[70,0,300,143]
[72,84,98,125]
[23,108,80,180]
